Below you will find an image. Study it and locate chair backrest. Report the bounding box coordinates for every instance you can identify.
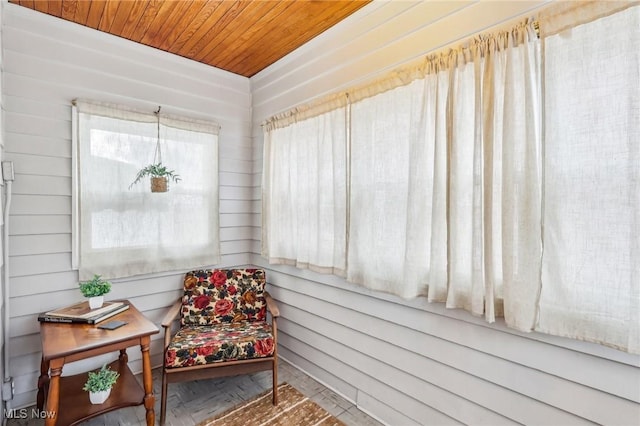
[181,269,267,326]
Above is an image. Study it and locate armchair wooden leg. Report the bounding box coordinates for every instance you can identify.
[272,356,278,405]
[160,369,168,426]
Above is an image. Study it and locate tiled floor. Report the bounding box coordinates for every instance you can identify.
[7,359,384,425]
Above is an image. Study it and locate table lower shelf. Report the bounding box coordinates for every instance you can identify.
[48,358,145,426]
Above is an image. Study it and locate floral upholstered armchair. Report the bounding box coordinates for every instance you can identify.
[159,269,279,425]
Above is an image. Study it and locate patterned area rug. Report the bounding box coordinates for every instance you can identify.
[197,383,345,426]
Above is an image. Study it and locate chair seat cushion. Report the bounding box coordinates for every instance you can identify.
[165,321,275,369]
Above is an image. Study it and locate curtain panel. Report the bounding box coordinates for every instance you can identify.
[347,22,542,327]
[347,77,444,299]
[262,102,348,276]
[537,4,639,353]
[73,100,221,280]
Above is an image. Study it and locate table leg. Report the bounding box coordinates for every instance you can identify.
[141,336,155,426]
[37,356,50,410]
[45,359,64,426]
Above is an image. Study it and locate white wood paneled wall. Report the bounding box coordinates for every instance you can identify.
[250,1,640,425]
[2,3,254,409]
[2,0,639,422]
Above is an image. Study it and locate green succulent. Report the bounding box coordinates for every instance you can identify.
[79,275,111,297]
[83,364,119,392]
[129,163,181,190]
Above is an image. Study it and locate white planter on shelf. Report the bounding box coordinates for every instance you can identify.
[89,388,111,404]
[88,296,104,309]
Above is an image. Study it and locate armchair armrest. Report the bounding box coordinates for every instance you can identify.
[264,292,280,318]
[161,298,182,329]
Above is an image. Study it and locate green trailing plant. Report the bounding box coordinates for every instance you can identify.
[129,163,181,190]
[79,275,111,298]
[83,364,120,393]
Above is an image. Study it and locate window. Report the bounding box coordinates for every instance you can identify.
[348,78,442,299]
[73,100,220,280]
[262,101,348,276]
[264,22,541,324]
[347,25,542,326]
[262,4,640,353]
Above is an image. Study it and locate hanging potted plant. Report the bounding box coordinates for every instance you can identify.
[83,364,120,404]
[129,163,180,193]
[79,274,112,309]
[129,106,180,193]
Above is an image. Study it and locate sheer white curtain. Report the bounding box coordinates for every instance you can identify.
[538,3,639,353]
[442,26,542,327]
[262,99,348,275]
[73,100,220,280]
[348,78,441,298]
[347,23,542,327]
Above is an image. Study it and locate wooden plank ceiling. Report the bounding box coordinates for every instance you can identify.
[9,0,371,77]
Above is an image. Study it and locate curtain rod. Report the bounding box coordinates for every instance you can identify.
[264,18,539,130]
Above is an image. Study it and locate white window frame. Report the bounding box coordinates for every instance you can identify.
[71,100,221,280]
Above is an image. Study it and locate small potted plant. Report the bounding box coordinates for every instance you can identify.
[129,163,180,193]
[79,275,111,309]
[83,364,120,404]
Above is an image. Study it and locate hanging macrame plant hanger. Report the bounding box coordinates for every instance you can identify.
[129,106,181,193]
[150,107,167,193]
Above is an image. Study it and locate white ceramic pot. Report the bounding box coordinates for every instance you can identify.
[89,296,104,309]
[89,388,111,404]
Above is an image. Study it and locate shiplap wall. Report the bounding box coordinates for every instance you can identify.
[2,1,639,423]
[251,1,640,425]
[2,3,254,409]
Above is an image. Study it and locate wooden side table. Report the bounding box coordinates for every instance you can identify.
[37,301,159,426]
